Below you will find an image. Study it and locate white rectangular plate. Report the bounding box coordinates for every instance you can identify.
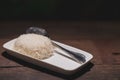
[3,38,93,75]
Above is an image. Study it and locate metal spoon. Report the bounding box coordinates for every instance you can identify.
[26,27,86,63]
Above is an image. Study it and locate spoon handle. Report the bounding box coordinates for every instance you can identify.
[52,41,86,63]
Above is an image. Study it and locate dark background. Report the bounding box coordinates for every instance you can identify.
[0,0,119,20]
[0,0,120,37]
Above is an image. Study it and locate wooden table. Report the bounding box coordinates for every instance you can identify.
[0,21,120,80]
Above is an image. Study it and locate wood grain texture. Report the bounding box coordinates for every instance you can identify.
[0,21,120,80]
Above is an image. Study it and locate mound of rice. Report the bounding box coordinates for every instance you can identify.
[14,33,54,60]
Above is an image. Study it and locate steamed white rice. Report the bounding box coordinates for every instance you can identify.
[14,33,54,60]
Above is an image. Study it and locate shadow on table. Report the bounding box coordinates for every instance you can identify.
[2,51,94,80]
